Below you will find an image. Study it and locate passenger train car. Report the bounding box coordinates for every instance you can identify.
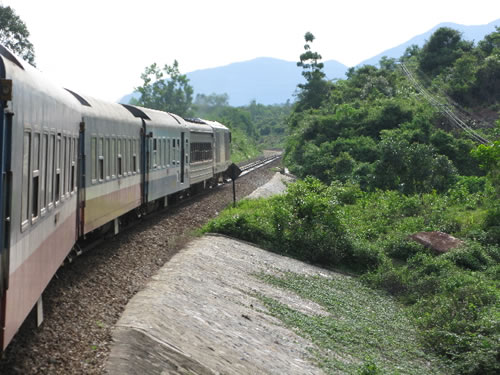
[0,45,231,350]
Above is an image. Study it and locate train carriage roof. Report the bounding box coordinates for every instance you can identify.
[122,105,188,130]
[184,118,214,134]
[201,119,230,131]
[67,92,141,126]
[0,45,81,113]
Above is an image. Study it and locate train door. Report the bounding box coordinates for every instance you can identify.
[77,121,85,237]
[180,132,185,184]
[0,74,12,348]
[140,121,149,204]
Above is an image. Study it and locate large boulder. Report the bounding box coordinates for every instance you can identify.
[409,231,463,254]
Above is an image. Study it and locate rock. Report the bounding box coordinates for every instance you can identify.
[409,231,463,254]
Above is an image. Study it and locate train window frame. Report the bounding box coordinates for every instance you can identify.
[129,137,133,175]
[125,137,130,175]
[91,136,97,184]
[55,133,61,206]
[21,130,31,231]
[161,138,166,168]
[71,137,76,193]
[132,139,137,174]
[65,134,70,197]
[152,137,158,170]
[48,132,55,209]
[104,137,110,181]
[98,137,104,182]
[110,137,116,179]
[40,131,48,217]
[31,131,41,224]
[61,135,66,200]
[117,137,123,178]
[167,138,171,167]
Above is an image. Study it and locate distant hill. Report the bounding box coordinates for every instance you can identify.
[358,18,500,66]
[119,19,499,107]
[119,57,348,107]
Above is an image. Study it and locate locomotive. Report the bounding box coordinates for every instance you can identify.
[0,44,231,350]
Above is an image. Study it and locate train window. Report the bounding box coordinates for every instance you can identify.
[21,131,31,228]
[31,132,41,221]
[71,137,76,192]
[66,136,70,194]
[91,137,97,183]
[117,138,122,177]
[132,139,137,174]
[125,138,130,175]
[167,138,170,165]
[55,134,61,203]
[163,138,167,167]
[159,138,163,168]
[153,138,158,169]
[105,138,110,180]
[48,134,54,206]
[167,139,170,166]
[61,136,66,197]
[66,136,71,194]
[111,138,116,178]
[98,137,104,181]
[41,133,48,212]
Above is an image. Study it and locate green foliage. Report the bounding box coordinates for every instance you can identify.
[419,27,473,77]
[0,5,35,65]
[285,25,496,195]
[471,141,500,196]
[271,177,351,264]
[133,60,194,117]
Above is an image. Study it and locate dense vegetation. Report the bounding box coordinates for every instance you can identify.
[204,28,500,374]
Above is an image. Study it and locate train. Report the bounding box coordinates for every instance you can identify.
[0,44,231,350]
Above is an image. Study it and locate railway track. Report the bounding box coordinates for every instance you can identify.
[238,154,282,176]
[0,155,282,375]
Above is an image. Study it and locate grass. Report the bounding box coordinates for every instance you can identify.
[253,271,451,374]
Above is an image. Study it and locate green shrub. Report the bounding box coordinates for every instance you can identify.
[384,235,427,261]
[272,177,352,264]
[444,241,495,271]
[362,260,407,296]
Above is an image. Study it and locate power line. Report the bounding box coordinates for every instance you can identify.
[399,62,491,145]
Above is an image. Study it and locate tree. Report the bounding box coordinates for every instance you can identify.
[419,27,472,76]
[133,60,193,117]
[295,32,330,111]
[0,5,35,66]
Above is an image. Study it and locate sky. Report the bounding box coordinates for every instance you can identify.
[1,0,499,102]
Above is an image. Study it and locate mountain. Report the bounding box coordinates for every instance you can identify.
[119,19,499,107]
[358,18,500,66]
[119,57,348,107]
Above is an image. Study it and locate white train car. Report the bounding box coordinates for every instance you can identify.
[0,46,81,349]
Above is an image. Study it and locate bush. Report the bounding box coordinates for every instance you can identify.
[384,235,427,261]
[272,177,352,264]
[444,241,495,271]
